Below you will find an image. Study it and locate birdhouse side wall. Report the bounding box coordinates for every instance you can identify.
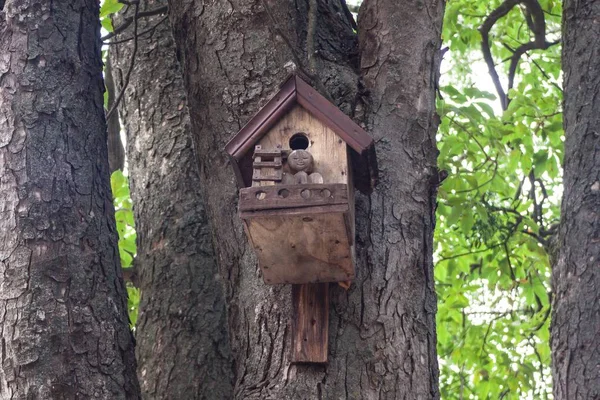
[256,105,350,185]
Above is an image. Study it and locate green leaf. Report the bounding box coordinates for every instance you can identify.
[127,285,140,327]
[100,0,124,17]
[120,247,133,268]
[460,208,474,234]
[101,16,114,33]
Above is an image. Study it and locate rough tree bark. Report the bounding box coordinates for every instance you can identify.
[168,0,443,398]
[105,55,125,173]
[0,0,139,398]
[109,1,234,398]
[551,1,600,399]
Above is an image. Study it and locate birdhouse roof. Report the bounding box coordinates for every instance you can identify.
[225,74,377,193]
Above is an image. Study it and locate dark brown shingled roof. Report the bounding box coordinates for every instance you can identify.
[225,74,377,193]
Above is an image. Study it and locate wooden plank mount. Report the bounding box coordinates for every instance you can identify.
[291,283,329,364]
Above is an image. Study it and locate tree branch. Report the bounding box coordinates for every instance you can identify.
[259,0,333,102]
[105,2,139,121]
[507,39,558,93]
[101,5,168,41]
[105,53,124,173]
[104,15,168,46]
[479,0,556,110]
[479,0,519,110]
[307,0,318,73]
[122,266,138,287]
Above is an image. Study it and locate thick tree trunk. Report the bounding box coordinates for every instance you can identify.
[0,1,139,398]
[355,0,444,397]
[551,1,600,399]
[168,0,443,398]
[109,1,234,398]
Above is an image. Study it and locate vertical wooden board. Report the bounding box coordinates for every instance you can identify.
[346,147,355,245]
[291,283,329,363]
[257,105,350,185]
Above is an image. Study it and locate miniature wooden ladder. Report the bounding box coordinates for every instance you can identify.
[251,145,330,364]
[252,145,283,186]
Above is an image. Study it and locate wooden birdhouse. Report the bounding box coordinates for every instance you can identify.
[225,74,377,363]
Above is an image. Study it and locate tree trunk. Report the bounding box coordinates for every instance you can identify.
[355,0,444,397]
[0,1,139,398]
[105,54,125,173]
[167,0,443,398]
[109,1,234,398]
[551,1,600,399]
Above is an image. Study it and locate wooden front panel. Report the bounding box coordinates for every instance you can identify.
[257,104,349,185]
[242,205,354,284]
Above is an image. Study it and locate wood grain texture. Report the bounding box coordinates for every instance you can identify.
[257,105,350,185]
[291,283,329,363]
[239,184,349,211]
[243,206,354,284]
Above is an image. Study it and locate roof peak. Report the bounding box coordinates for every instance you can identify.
[225,74,377,193]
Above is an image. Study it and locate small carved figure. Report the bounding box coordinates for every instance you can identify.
[284,150,323,184]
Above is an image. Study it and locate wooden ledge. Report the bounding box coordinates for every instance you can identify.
[239,183,348,212]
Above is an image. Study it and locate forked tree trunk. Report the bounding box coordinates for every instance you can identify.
[0,0,139,397]
[551,1,600,399]
[109,1,233,398]
[168,0,443,398]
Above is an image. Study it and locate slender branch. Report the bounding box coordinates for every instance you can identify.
[530,302,551,332]
[122,266,138,286]
[307,0,318,73]
[479,0,519,110]
[438,242,503,261]
[454,160,498,194]
[479,0,555,110]
[105,2,139,121]
[449,118,492,160]
[104,15,168,46]
[101,5,168,41]
[526,49,563,93]
[522,229,548,246]
[507,39,559,93]
[105,54,124,173]
[260,0,313,79]
[504,242,516,281]
[259,0,333,102]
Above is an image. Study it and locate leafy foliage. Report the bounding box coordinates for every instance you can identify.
[103,0,564,395]
[111,170,140,327]
[100,0,124,32]
[436,0,562,398]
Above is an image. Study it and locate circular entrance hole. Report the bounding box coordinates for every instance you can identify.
[289,133,309,150]
[255,191,266,200]
[278,188,290,198]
